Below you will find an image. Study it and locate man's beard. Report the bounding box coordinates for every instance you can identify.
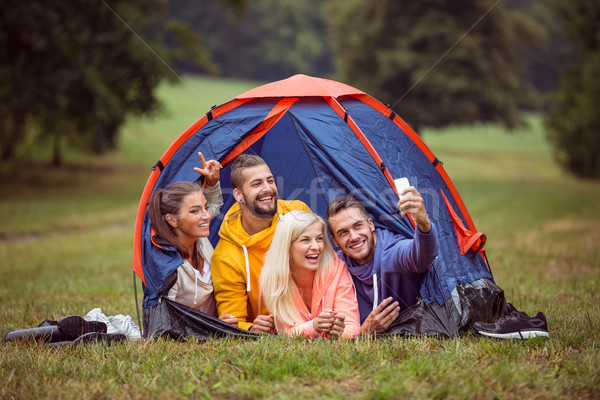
[344,230,376,265]
[244,191,278,220]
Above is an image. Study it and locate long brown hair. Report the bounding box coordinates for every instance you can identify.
[148,181,204,259]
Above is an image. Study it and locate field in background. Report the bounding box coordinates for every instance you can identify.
[0,75,598,399]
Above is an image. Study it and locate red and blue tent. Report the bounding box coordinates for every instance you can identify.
[132,74,504,338]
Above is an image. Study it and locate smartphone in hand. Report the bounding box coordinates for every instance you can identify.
[394,177,410,199]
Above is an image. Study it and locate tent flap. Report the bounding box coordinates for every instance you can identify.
[143,299,258,340]
[441,190,487,255]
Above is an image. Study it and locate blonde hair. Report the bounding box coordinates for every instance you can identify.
[260,210,335,329]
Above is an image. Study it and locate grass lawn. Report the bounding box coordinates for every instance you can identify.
[1,75,599,399]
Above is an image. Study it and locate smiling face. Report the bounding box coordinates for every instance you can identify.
[168,191,211,246]
[289,221,325,275]
[328,206,377,265]
[236,164,279,220]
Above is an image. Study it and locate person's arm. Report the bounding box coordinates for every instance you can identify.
[194,152,224,218]
[285,319,320,338]
[385,187,439,274]
[329,261,362,339]
[166,279,179,302]
[202,181,224,218]
[385,224,438,274]
[210,255,253,331]
[283,310,335,338]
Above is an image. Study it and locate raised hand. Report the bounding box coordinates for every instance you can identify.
[193,152,222,187]
[397,187,431,233]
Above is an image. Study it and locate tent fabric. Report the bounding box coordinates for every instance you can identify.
[133,74,502,337]
[442,191,487,255]
[144,299,258,340]
[385,277,504,337]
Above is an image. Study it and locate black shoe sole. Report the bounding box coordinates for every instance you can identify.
[476,329,549,339]
[58,316,107,341]
[46,332,127,347]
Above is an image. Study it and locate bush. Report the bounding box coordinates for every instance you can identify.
[545,52,600,179]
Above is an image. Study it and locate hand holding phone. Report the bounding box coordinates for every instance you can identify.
[394,177,410,199]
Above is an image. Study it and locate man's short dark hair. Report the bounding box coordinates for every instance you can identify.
[325,195,369,234]
[230,154,267,189]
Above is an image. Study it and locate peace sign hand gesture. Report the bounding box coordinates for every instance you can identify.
[193,152,222,187]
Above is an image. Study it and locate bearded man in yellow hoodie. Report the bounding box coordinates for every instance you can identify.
[211,155,310,332]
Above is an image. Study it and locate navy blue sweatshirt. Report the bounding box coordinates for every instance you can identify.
[338,225,438,324]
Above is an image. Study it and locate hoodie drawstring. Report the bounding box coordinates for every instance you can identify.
[242,244,251,292]
[372,273,378,311]
[193,269,199,305]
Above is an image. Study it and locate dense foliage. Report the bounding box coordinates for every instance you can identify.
[0,0,219,165]
[168,0,332,81]
[544,0,600,178]
[0,0,593,173]
[0,0,168,164]
[325,0,542,132]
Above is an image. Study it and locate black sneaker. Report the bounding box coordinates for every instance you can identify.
[57,316,107,341]
[473,303,549,339]
[3,324,63,343]
[46,332,127,347]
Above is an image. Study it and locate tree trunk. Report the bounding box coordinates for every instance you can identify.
[1,108,26,161]
[52,133,62,166]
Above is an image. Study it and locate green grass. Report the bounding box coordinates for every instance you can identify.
[1,75,599,399]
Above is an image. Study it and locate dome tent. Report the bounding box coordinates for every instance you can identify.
[132,74,504,339]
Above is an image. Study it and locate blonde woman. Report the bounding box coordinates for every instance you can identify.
[259,210,361,339]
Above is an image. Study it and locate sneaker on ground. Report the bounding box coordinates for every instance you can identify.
[57,316,107,341]
[473,303,549,339]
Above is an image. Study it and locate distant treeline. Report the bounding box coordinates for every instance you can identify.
[170,0,579,100]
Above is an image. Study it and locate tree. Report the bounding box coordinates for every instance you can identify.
[325,0,542,132]
[0,0,219,165]
[507,0,583,106]
[544,0,600,178]
[168,0,333,81]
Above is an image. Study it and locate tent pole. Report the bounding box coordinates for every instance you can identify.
[133,271,143,338]
[483,251,493,276]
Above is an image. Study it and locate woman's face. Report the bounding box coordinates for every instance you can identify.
[289,222,325,274]
[170,191,211,244]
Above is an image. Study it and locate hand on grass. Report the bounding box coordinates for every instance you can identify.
[361,297,400,335]
[325,313,346,340]
[313,310,336,334]
[249,314,275,334]
[218,314,239,327]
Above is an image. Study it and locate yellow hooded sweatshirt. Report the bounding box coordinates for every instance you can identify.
[211,199,310,331]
